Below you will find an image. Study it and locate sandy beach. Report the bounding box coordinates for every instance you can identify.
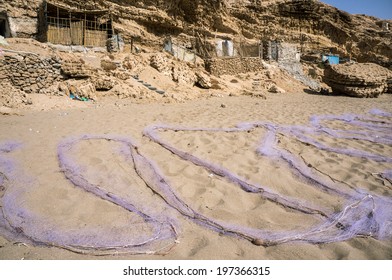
[0,92,391,260]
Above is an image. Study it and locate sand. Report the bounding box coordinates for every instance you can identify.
[0,92,391,260]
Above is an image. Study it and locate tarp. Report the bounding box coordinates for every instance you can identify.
[322,54,339,65]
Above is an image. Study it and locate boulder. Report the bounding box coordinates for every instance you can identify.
[61,62,94,78]
[66,80,97,100]
[172,65,197,85]
[323,63,392,98]
[100,59,117,71]
[150,53,172,76]
[195,71,212,89]
[93,76,115,91]
[268,84,285,93]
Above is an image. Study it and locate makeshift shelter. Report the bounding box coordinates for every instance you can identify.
[163,37,196,63]
[42,1,113,47]
[215,39,236,57]
[262,41,300,62]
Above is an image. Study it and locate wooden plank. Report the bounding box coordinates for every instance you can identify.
[71,21,83,45]
[47,25,71,45]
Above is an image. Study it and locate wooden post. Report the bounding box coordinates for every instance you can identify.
[84,12,86,46]
[69,12,72,45]
[57,6,59,43]
[44,1,48,42]
[110,14,114,38]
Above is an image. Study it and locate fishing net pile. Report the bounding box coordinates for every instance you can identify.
[0,137,178,255]
[0,109,391,254]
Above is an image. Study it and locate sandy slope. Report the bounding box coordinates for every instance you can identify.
[0,92,391,260]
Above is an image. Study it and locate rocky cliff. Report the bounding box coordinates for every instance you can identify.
[1,0,391,67]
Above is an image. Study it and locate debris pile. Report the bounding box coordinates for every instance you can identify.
[0,81,32,108]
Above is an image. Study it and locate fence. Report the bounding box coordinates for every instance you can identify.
[164,38,197,63]
[47,15,110,47]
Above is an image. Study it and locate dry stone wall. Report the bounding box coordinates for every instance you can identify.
[205,57,264,76]
[0,53,63,94]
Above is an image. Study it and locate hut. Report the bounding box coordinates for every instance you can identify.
[163,36,197,63]
[215,39,236,57]
[41,1,113,48]
[261,41,300,62]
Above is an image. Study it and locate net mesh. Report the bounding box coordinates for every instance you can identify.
[0,109,391,254]
[143,109,392,245]
[0,137,178,256]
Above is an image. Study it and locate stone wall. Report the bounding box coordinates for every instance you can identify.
[0,52,63,93]
[205,57,263,76]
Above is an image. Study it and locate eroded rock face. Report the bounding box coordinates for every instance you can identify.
[323,63,392,98]
[2,0,391,67]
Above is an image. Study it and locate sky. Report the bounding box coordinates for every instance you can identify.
[320,0,392,20]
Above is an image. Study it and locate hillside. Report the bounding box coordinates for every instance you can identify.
[1,0,391,67]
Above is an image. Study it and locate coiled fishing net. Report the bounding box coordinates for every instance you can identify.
[0,137,178,255]
[143,109,392,246]
[0,109,391,254]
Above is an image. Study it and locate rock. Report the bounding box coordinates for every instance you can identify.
[58,82,70,96]
[172,65,196,85]
[66,80,97,100]
[387,80,392,94]
[100,59,117,71]
[0,81,32,108]
[267,84,285,93]
[112,70,131,80]
[93,76,115,91]
[323,63,392,98]
[195,71,212,89]
[265,81,285,93]
[150,53,172,76]
[61,62,94,78]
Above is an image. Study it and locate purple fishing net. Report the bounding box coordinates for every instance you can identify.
[143,109,392,245]
[0,108,391,254]
[0,137,178,255]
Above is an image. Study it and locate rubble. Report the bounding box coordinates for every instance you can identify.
[323,63,392,98]
[0,81,32,108]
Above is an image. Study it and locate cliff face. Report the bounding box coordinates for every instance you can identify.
[1,0,391,67]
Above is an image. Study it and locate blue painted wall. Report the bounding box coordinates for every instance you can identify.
[322,55,340,65]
